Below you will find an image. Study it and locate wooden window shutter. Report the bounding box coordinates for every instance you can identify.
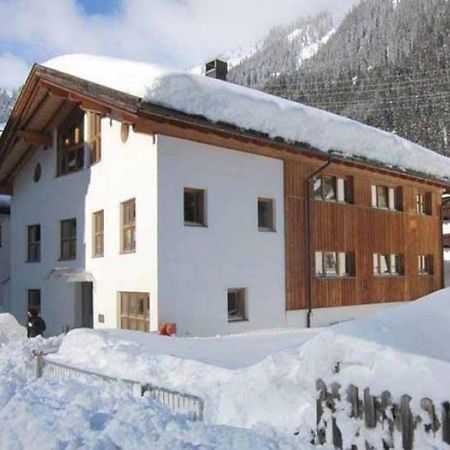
[388,188,396,210]
[337,178,345,202]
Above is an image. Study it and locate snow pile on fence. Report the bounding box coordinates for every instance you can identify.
[44,54,450,180]
[0,313,26,345]
[0,333,323,449]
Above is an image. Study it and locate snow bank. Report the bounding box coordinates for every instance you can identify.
[0,335,323,449]
[48,288,450,437]
[44,54,450,181]
[0,313,26,345]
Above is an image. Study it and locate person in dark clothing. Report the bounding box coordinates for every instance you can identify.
[27,309,46,338]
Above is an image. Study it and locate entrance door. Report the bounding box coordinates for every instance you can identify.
[80,282,93,328]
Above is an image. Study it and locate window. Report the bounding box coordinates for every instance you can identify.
[416,192,432,215]
[28,289,41,312]
[373,253,403,276]
[418,255,433,275]
[119,292,149,331]
[57,108,85,176]
[184,188,206,226]
[371,185,402,211]
[227,288,247,322]
[33,163,42,183]
[27,225,41,262]
[121,199,136,253]
[314,175,352,203]
[60,219,76,260]
[0,225,2,247]
[88,112,102,164]
[92,210,104,257]
[258,198,275,231]
[315,251,355,277]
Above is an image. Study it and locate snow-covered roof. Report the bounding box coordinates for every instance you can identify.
[44,54,450,181]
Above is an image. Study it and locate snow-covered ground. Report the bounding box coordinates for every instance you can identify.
[2,288,450,448]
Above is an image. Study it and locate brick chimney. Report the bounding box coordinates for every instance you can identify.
[205,59,228,81]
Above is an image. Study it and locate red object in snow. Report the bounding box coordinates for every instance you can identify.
[166,323,177,336]
[159,323,168,335]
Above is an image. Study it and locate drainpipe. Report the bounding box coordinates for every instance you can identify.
[440,193,450,289]
[305,154,334,328]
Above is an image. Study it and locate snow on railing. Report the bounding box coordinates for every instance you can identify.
[315,379,450,450]
[33,352,204,421]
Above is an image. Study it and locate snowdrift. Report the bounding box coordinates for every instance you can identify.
[49,288,450,435]
[0,313,26,345]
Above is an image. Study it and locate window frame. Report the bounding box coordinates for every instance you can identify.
[258,197,275,231]
[315,251,355,278]
[416,192,432,216]
[313,175,352,203]
[28,289,41,313]
[418,254,433,275]
[88,111,102,165]
[27,224,41,263]
[92,210,104,258]
[184,188,206,227]
[121,199,136,253]
[57,108,85,177]
[371,185,402,211]
[373,253,404,276]
[119,291,150,332]
[227,288,247,322]
[60,218,77,261]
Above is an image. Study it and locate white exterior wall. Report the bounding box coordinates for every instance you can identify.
[85,120,158,331]
[11,134,88,335]
[0,213,10,311]
[10,117,157,335]
[156,135,286,336]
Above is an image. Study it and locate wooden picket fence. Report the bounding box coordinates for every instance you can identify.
[315,379,450,449]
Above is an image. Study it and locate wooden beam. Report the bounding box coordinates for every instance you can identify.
[17,130,52,147]
[79,99,110,115]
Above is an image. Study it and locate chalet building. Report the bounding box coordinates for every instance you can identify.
[0,54,449,336]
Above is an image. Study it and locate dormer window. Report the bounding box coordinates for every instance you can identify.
[57,108,85,176]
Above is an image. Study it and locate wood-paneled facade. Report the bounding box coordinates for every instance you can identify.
[285,159,445,312]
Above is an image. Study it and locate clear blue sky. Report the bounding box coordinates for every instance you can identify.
[77,0,121,16]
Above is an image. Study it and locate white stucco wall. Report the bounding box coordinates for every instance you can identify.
[156,135,286,336]
[10,117,157,335]
[11,132,89,335]
[85,120,158,331]
[0,213,10,311]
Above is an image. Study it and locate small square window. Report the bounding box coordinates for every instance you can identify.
[258,198,275,231]
[27,224,41,262]
[373,253,403,276]
[316,251,354,277]
[416,192,432,215]
[184,188,206,226]
[227,288,247,322]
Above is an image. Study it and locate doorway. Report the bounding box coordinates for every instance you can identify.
[80,282,93,328]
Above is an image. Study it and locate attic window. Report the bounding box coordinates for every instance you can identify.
[57,108,85,176]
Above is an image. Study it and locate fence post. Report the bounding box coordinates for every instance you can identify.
[330,383,343,450]
[420,398,439,436]
[400,395,414,450]
[34,351,44,378]
[442,402,450,444]
[380,391,394,449]
[316,379,327,445]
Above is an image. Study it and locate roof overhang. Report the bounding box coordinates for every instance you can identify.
[1,64,449,190]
